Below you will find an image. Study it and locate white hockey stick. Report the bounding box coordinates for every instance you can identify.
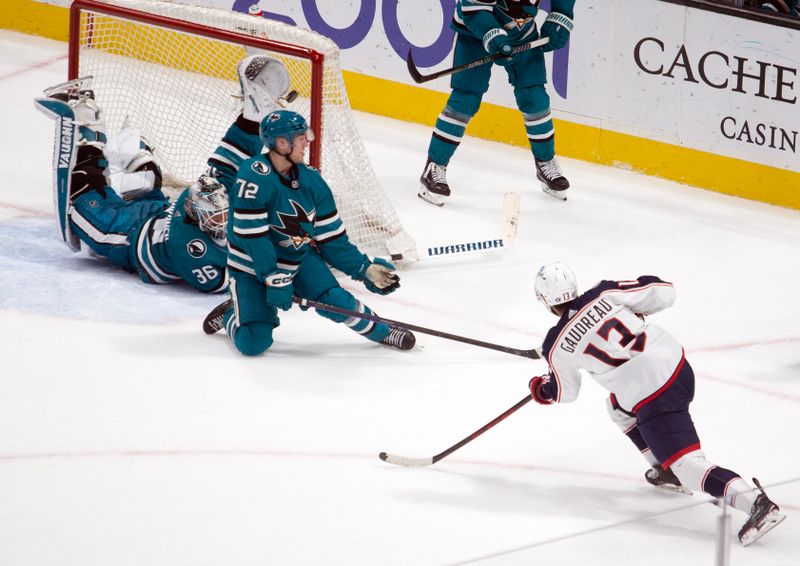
[400,192,522,262]
[501,191,521,245]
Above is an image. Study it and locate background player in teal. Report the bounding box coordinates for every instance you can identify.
[419,0,575,206]
[203,110,416,356]
[745,0,799,16]
[35,82,229,293]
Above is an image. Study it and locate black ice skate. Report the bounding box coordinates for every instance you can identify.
[738,478,786,546]
[418,158,451,207]
[203,299,232,335]
[645,465,692,495]
[535,157,570,201]
[381,327,416,351]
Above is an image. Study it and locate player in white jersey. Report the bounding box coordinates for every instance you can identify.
[529,262,785,546]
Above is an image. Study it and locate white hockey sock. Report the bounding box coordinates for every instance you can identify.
[642,447,659,467]
[671,451,756,513]
[726,478,757,513]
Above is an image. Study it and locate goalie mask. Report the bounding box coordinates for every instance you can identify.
[185,175,229,246]
[259,110,315,151]
[535,262,578,312]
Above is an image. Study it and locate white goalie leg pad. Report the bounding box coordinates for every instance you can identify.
[34,96,82,252]
[237,55,291,122]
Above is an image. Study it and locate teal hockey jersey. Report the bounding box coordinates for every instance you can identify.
[453,0,575,44]
[206,115,264,193]
[227,155,367,282]
[132,190,229,292]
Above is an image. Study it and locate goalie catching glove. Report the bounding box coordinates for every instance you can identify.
[354,257,400,295]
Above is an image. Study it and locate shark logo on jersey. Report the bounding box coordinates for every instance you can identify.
[273,200,316,250]
[187,239,207,258]
[251,161,271,175]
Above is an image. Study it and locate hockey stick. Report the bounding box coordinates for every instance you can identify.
[407,37,550,84]
[293,298,541,359]
[379,395,533,467]
[411,192,522,261]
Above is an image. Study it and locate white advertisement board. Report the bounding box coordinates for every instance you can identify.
[601,0,797,172]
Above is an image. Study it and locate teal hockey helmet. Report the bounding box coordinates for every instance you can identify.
[259,110,314,150]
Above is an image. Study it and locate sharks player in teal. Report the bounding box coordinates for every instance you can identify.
[35,81,229,293]
[419,0,575,206]
[203,110,415,356]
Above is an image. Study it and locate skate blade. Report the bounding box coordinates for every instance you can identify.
[740,511,786,546]
[541,185,568,201]
[654,483,693,496]
[203,317,224,335]
[43,76,94,98]
[418,187,446,207]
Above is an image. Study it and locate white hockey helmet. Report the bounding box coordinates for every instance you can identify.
[535,262,578,309]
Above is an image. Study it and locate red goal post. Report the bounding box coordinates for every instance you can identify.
[66,0,416,259]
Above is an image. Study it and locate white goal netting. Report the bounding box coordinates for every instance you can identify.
[70,0,416,259]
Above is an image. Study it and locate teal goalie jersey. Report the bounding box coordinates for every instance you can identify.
[133,190,228,292]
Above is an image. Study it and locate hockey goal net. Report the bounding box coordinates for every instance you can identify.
[68,0,416,259]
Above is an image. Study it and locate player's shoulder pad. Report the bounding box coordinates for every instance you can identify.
[298,162,322,178]
[245,155,272,177]
[613,276,672,291]
[297,163,327,187]
[580,280,618,301]
[633,275,672,286]
[185,237,212,260]
[173,188,190,208]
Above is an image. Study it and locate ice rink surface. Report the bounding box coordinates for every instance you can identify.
[1,31,799,566]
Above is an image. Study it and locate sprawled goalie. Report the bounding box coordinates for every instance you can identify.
[34,79,229,293]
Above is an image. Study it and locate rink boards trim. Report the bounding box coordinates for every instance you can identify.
[7,0,798,211]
